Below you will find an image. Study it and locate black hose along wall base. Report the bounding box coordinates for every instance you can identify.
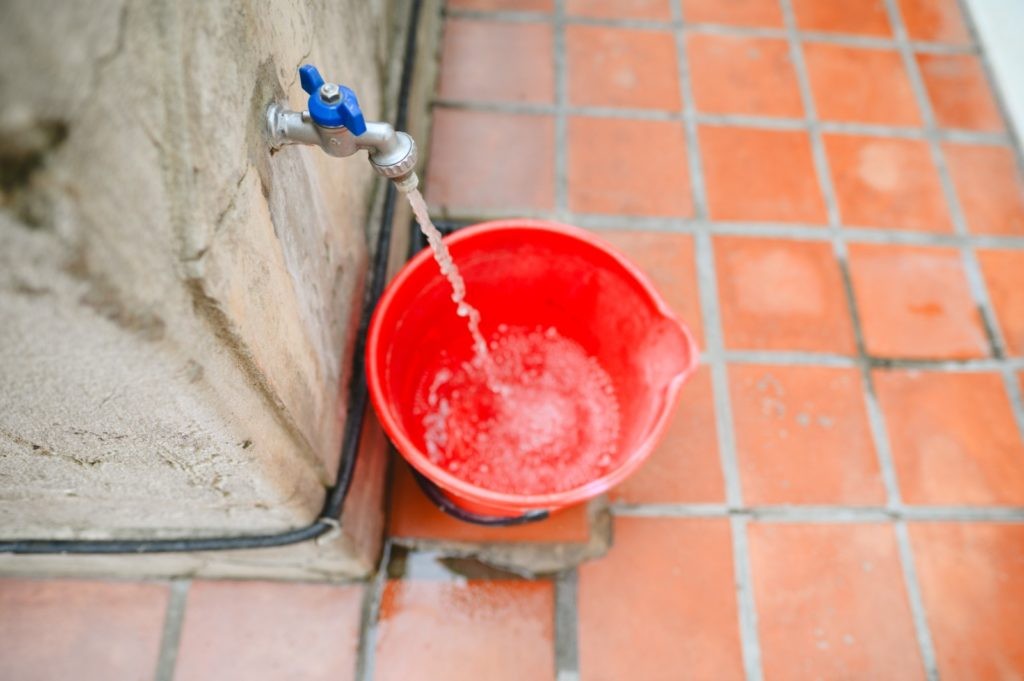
[0,0,424,556]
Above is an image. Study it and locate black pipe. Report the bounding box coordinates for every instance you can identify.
[0,0,424,555]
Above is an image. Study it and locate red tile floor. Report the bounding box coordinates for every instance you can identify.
[3,0,1024,679]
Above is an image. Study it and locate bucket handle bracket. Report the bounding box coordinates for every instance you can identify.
[408,465,551,526]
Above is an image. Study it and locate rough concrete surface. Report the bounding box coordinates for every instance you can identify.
[0,0,403,578]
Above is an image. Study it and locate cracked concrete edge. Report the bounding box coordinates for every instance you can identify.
[389,497,613,577]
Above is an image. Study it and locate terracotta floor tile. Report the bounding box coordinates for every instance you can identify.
[911,523,1024,680]
[714,237,856,353]
[749,524,925,681]
[847,243,988,358]
[568,117,692,217]
[439,19,553,104]
[897,0,971,45]
[609,366,723,504]
[567,0,671,21]
[426,109,554,214]
[681,0,783,27]
[825,134,951,232]
[578,517,744,681]
[687,34,803,117]
[388,460,592,543]
[448,0,553,11]
[873,370,1024,505]
[730,365,885,505]
[374,580,554,681]
[944,144,1024,236]
[979,250,1024,355]
[566,25,680,110]
[597,230,703,345]
[0,579,167,681]
[700,126,827,223]
[175,581,363,681]
[917,53,1003,132]
[792,0,891,36]
[804,44,920,126]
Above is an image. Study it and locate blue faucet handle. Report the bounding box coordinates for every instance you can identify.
[298,64,325,94]
[298,64,367,135]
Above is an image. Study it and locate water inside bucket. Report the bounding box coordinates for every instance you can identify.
[401,189,624,495]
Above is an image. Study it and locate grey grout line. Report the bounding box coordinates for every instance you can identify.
[730,516,764,681]
[685,11,762,656]
[609,503,1024,522]
[777,0,840,227]
[433,98,1013,145]
[894,521,941,680]
[434,204,1024,250]
[694,233,741,505]
[554,569,580,681]
[153,580,189,681]
[722,350,858,367]
[1002,368,1024,448]
[553,0,569,221]
[672,0,707,220]
[356,539,393,681]
[880,2,962,677]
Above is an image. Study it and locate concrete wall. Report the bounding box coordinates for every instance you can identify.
[0,0,403,577]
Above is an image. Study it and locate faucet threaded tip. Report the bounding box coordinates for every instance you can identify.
[392,172,419,194]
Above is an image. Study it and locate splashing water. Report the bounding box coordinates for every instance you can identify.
[400,187,622,495]
[415,326,622,495]
[404,188,489,358]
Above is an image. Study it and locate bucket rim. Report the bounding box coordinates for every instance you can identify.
[366,218,700,511]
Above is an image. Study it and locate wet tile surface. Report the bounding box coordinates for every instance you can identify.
[438,19,554,104]
[448,0,553,10]
[568,117,692,216]
[825,135,951,232]
[578,517,745,680]
[700,126,827,223]
[730,365,885,505]
[804,44,920,126]
[917,53,1003,132]
[910,523,1024,680]
[749,524,926,681]
[944,143,1024,236]
[0,579,168,681]
[374,580,554,681]
[681,0,783,27]
[791,0,891,36]
[688,34,803,118]
[897,0,971,45]
[425,108,555,214]
[873,370,1024,505]
[566,25,681,110]
[175,581,364,681]
[978,249,1024,355]
[846,243,988,358]
[566,0,671,21]
[714,236,856,353]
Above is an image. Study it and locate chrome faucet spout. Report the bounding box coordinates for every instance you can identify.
[266,65,419,189]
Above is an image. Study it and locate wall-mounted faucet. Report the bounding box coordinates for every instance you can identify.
[267,65,419,192]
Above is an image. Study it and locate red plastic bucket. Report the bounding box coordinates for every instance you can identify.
[366,220,699,517]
